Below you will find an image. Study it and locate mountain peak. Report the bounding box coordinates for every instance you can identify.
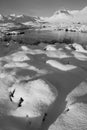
[46,9,73,23]
[54,9,71,16]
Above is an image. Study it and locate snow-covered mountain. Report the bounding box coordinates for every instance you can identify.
[44,10,73,23]
[0,6,87,27]
[0,14,42,32]
[0,14,41,24]
[43,6,87,24]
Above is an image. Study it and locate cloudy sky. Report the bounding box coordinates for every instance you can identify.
[0,0,87,16]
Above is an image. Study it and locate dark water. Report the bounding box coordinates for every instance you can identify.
[23,30,87,44]
[1,30,87,57]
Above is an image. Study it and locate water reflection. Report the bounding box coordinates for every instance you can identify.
[25,30,87,44]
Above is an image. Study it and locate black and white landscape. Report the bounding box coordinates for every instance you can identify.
[0,0,87,130]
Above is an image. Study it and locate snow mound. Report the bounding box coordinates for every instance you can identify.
[3,51,30,62]
[44,45,57,51]
[65,45,72,50]
[46,50,71,59]
[46,60,77,71]
[20,46,44,55]
[21,48,44,55]
[72,51,87,61]
[9,79,58,118]
[21,46,29,51]
[11,52,30,62]
[72,43,87,53]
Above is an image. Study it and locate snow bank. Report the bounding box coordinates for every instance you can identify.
[66,81,87,106]
[9,79,58,119]
[46,60,77,71]
[49,81,87,130]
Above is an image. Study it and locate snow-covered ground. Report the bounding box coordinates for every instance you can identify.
[49,81,87,130]
[1,5,87,130]
[9,79,58,118]
[0,43,87,130]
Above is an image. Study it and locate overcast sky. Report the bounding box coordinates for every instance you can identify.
[0,0,87,16]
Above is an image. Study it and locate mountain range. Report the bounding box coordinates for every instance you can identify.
[43,6,87,24]
[0,14,41,24]
[0,6,87,25]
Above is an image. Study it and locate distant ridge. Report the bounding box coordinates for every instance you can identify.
[0,14,41,23]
